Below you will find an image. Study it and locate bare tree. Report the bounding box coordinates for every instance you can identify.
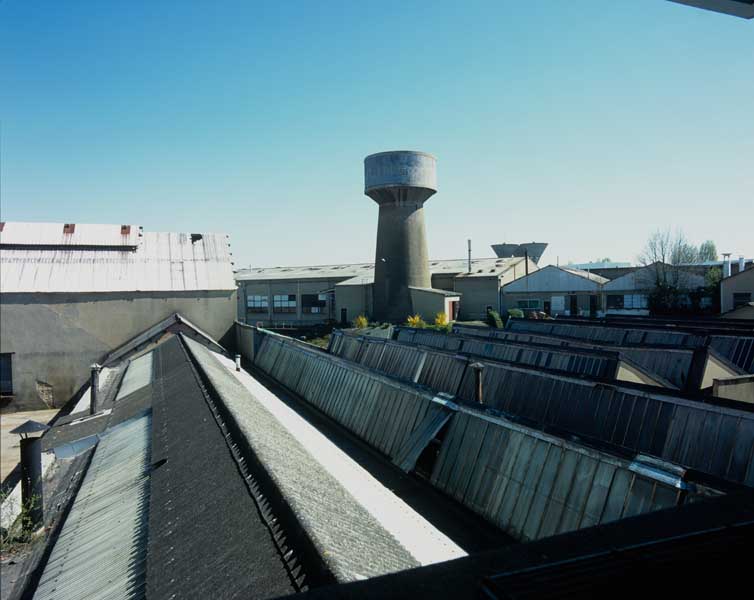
[637,229,709,313]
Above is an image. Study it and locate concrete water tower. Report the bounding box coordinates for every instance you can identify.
[364,150,437,322]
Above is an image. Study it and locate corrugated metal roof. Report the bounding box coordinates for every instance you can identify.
[116,352,154,399]
[236,257,527,282]
[33,414,151,600]
[0,228,235,293]
[0,221,140,247]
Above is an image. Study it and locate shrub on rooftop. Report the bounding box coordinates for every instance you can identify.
[406,314,426,328]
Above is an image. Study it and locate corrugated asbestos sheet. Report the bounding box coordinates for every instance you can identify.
[430,408,716,542]
[447,326,699,388]
[33,415,151,600]
[248,326,728,546]
[254,333,447,463]
[502,321,754,375]
[456,361,754,486]
[332,330,618,390]
[115,351,154,400]
[0,231,235,293]
[709,335,754,373]
[492,320,706,347]
[328,328,754,486]
[0,222,140,247]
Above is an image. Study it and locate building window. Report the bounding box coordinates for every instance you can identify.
[607,295,624,309]
[733,292,752,308]
[273,294,297,313]
[302,293,327,314]
[517,299,540,309]
[246,295,269,313]
[0,354,12,397]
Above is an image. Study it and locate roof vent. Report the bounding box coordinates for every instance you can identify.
[190,233,203,243]
[63,223,76,234]
[121,225,131,235]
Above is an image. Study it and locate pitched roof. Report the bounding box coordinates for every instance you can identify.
[502,265,608,293]
[237,257,528,283]
[0,222,235,293]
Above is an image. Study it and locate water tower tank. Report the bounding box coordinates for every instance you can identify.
[364,151,437,322]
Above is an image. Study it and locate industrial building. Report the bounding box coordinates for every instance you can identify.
[501,265,609,317]
[721,265,754,314]
[236,254,537,326]
[502,258,754,318]
[0,222,236,411]
[3,290,753,599]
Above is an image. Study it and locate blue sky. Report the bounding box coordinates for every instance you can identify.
[1,1,752,268]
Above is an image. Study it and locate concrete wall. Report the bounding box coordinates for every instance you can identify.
[0,290,236,411]
[713,375,754,404]
[501,291,600,317]
[721,268,754,313]
[409,288,458,323]
[239,278,345,325]
[334,284,373,325]
[453,277,500,321]
[701,352,742,390]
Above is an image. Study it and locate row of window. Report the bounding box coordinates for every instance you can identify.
[247,293,329,314]
[606,294,649,310]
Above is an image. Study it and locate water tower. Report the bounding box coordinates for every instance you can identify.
[364,151,437,322]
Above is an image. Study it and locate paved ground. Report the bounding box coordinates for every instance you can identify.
[0,410,58,481]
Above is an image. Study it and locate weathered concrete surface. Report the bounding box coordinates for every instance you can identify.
[365,151,436,323]
[0,409,58,481]
[0,290,236,411]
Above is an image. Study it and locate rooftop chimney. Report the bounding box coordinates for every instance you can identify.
[722,253,732,278]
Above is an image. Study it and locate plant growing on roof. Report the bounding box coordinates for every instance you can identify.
[434,312,448,327]
[406,314,426,328]
[353,315,368,329]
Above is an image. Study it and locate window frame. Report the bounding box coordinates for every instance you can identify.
[272,294,297,314]
[246,294,269,313]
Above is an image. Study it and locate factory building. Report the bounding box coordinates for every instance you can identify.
[236,255,537,326]
[0,221,236,411]
[501,265,608,317]
[721,266,754,314]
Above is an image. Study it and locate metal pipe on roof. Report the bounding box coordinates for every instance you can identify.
[90,363,101,415]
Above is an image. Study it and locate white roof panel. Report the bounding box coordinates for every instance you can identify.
[0,221,140,247]
[0,224,235,293]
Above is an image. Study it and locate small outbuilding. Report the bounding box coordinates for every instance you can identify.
[501,265,608,317]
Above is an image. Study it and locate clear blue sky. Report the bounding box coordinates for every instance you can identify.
[2,1,752,268]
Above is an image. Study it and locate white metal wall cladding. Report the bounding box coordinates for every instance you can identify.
[33,415,151,600]
[1,231,235,293]
[429,410,701,542]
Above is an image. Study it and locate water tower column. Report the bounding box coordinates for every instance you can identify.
[364,151,437,322]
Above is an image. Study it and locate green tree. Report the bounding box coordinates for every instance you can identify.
[698,240,718,262]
